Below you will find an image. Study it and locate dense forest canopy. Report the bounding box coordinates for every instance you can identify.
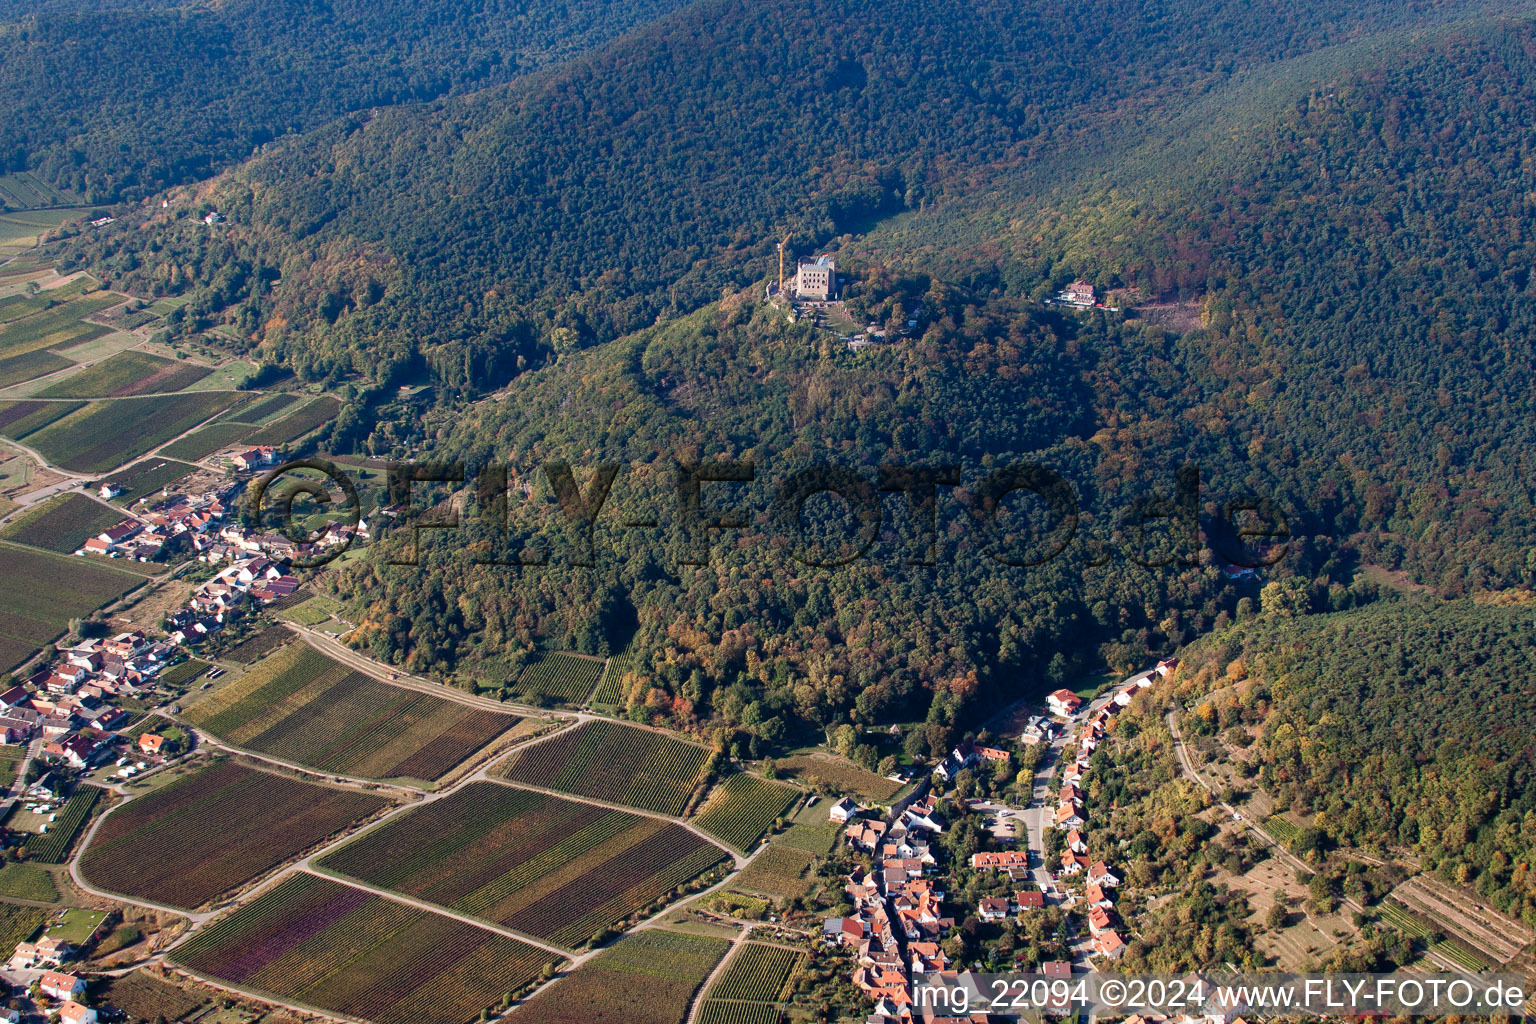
[56,0,1521,389]
[0,0,689,198]
[1173,600,1536,926]
[24,0,1536,749]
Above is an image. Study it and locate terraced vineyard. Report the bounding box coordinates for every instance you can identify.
[506,928,731,1024]
[730,845,817,898]
[36,350,211,397]
[27,785,103,863]
[183,642,517,782]
[511,651,604,704]
[244,395,341,445]
[1263,814,1302,844]
[102,972,208,1023]
[171,873,558,1024]
[18,391,239,473]
[593,643,644,704]
[498,720,712,816]
[708,943,804,1002]
[696,1002,783,1024]
[319,782,729,948]
[220,624,293,664]
[693,773,800,851]
[79,760,388,910]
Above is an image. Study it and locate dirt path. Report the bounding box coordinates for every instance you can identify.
[684,923,754,1024]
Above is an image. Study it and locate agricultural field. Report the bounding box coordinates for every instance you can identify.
[158,657,211,688]
[78,760,389,910]
[0,863,60,902]
[729,845,817,899]
[506,928,731,1024]
[0,291,119,367]
[183,642,517,782]
[319,782,729,948]
[20,390,238,472]
[244,395,341,446]
[774,817,842,855]
[275,595,346,627]
[693,773,800,851]
[102,971,209,1023]
[171,873,557,1024]
[696,1001,783,1024]
[772,755,902,803]
[0,349,71,388]
[220,625,293,664]
[99,456,197,503]
[36,350,211,398]
[1263,814,1302,845]
[220,392,298,424]
[707,942,804,1002]
[0,492,125,553]
[498,720,712,816]
[25,784,103,863]
[158,421,257,462]
[0,744,25,790]
[593,644,642,704]
[511,651,604,704]
[0,399,83,437]
[0,544,143,666]
[0,903,47,952]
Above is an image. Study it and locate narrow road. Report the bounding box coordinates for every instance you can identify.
[684,923,754,1024]
[297,867,573,961]
[1165,708,1371,923]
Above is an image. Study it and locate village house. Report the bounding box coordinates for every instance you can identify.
[978,897,1010,921]
[40,971,86,1001]
[1092,929,1127,959]
[1065,828,1088,854]
[1057,279,1096,307]
[1046,688,1083,717]
[1087,861,1121,887]
[970,851,1030,870]
[975,746,1009,764]
[1085,882,1113,908]
[59,1002,97,1024]
[829,796,860,823]
[1059,850,1089,875]
[1054,803,1085,830]
[1015,888,1045,911]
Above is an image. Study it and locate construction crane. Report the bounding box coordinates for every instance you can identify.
[777,233,792,295]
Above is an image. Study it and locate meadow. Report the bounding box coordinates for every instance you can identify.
[319,781,729,948]
[498,720,712,816]
[0,492,125,553]
[183,642,517,782]
[20,390,238,472]
[79,760,388,910]
[37,350,211,397]
[511,651,604,704]
[693,773,800,852]
[171,873,558,1024]
[506,928,732,1024]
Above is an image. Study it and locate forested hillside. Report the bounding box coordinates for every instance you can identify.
[0,0,688,198]
[56,0,1502,389]
[1173,600,1536,926]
